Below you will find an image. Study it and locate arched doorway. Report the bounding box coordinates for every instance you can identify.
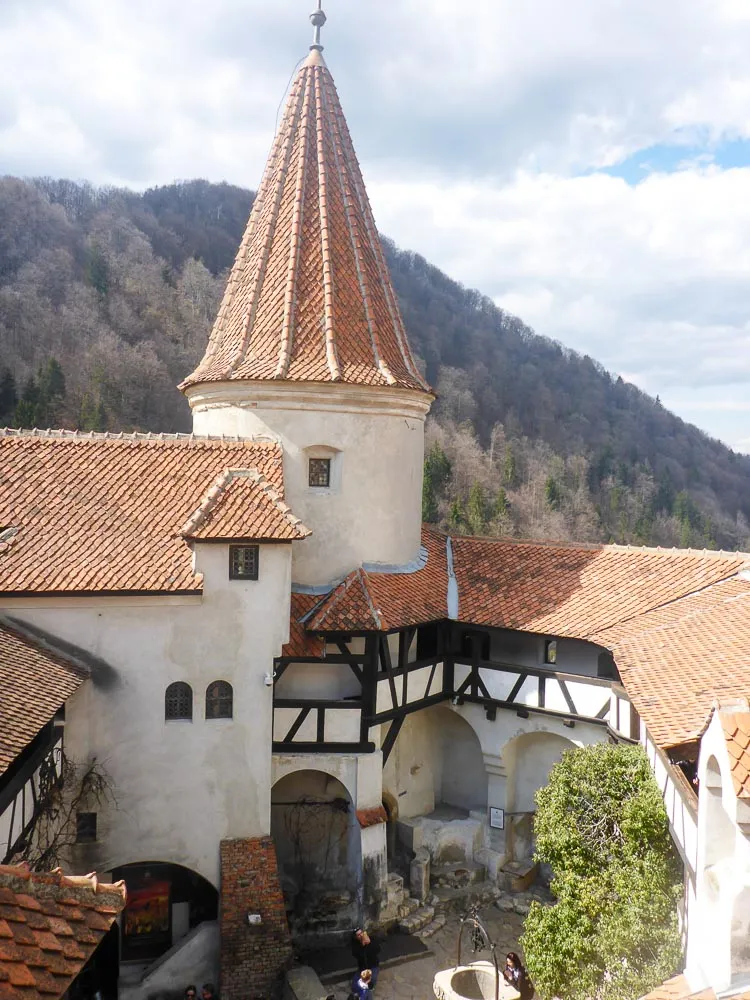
[382,789,399,867]
[503,731,577,861]
[110,861,218,986]
[271,769,361,940]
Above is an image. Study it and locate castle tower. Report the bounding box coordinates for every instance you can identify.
[181,5,433,586]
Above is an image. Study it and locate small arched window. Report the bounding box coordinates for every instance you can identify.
[165,681,193,721]
[206,680,233,720]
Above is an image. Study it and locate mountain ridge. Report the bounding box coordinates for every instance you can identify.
[1,176,748,550]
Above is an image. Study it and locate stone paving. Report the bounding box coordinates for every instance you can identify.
[331,907,527,1000]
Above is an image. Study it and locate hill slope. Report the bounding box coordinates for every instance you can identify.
[1,176,748,550]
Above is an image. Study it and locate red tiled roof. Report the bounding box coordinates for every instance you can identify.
[306,527,448,632]
[720,711,750,800]
[181,468,310,541]
[181,49,430,395]
[299,528,750,749]
[0,622,86,775]
[451,535,747,636]
[0,430,300,595]
[281,593,325,658]
[595,576,750,748]
[0,864,125,1000]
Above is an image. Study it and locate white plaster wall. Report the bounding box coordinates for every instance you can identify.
[686,713,750,991]
[2,543,293,886]
[186,382,431,586]
[382,712,440,819]
[486,630,604,677]
[503,731,576,813]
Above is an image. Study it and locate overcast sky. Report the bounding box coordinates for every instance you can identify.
[2,0,749,452]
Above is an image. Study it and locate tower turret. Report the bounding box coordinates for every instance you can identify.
[182,7,433,585]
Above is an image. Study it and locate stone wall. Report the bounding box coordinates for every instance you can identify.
[220,837,292,1000]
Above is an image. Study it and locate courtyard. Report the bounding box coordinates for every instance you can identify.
[326,907,527,1000]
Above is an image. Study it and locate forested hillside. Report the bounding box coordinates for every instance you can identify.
[1,176,749,550]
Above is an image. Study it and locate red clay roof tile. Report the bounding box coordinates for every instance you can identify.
[0,622,87,776]
[0,866,125,1000]
[181,50,430,396]
[0,430,299,595]
[181,468,310,542]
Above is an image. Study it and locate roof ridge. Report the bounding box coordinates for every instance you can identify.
[0,863,126,902]
[0,427,280,446]
[181,54,431,394]
[181,466,311,539]
[591,572,750,642]
[454,529,750,562]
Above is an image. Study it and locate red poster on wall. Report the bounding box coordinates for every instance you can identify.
[123,881,171,938]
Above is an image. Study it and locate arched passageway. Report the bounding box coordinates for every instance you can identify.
[503,731,576,861]
[271,769,361,939]
[110,861,218,980]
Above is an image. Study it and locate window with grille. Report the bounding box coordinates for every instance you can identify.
[229,544,259,580]
[76,812,97,843]
[165,681,193,721]
[206,680,233,720]
[308,458,331,488]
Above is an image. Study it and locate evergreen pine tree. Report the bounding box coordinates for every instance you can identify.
[448,497,464,532]
[0,369,17,423]
[467,481,486,535]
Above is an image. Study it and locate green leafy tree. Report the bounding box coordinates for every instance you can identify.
[448,497,464,532]
[0,369,17,423]
[545,475,561,510]
[522,743,682,1000]
[504,445,517,486]
[422,462,439,522]
[15,376,41,429]
[422,442,452,523]
[493,488,509,517]
[466,481,486,534]
[79,393,108,432]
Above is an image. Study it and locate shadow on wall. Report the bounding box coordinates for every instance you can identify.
[271,769,362,941]
[503,731,577,861]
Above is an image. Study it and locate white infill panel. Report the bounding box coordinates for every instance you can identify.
[324,710,361,743]
[405,664,441,703]
[474,668,523,702]
[273,708,317,743]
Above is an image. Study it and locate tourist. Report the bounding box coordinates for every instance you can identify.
[351,928,381,989]
[502,952,534,1000]
[201,985,218,1000]
[353,969,373,1000]
[184,987,197,1000]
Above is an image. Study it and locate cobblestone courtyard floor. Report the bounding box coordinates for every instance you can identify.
[330,907,527,1000]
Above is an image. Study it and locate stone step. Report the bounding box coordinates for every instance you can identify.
[397,904,435,934]
[418,914,446,939]
[500,859,539,893]
[431,881,501,915]
[398,896,420,918]
[430,860,487,889]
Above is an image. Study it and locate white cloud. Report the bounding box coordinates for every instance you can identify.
[368,165,750,451]
[0,0,749,449]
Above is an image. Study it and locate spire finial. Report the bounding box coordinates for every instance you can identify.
[310,1,327,52]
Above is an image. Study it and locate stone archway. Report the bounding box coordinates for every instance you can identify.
[110,860,219,988]
[503,730,577,861]
[271,769,362,941]
[431,705,488,812]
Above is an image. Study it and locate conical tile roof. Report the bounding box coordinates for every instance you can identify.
[182,49,430,394]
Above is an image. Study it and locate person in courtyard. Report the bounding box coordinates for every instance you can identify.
[503,952,534,1000]
[353,969,373,1000]
[184,988,197,1000]
[201,985,218,1000]
[351,928,381,989]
